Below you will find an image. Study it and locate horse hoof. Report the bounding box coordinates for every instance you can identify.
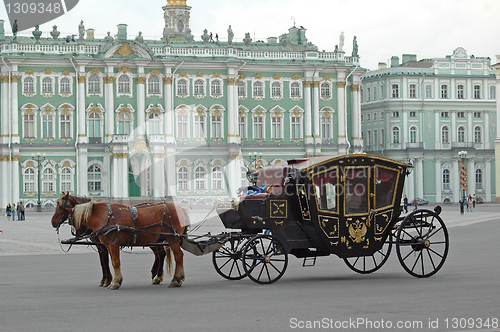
[168,279,183,288]
[108,283,120,290]
[103,281,111,288]
[152,276,162,285]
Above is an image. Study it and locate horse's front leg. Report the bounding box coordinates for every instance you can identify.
[167,238,184,288]
[107,244,123,290]
[150,246,166,285]
[97,243,112,287]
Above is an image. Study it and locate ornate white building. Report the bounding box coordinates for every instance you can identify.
[361,48,496,203]
[0,0,365,208]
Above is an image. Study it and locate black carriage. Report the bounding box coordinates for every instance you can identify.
[213,154,449,284]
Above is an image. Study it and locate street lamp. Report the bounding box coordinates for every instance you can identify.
[246,152,263,186]
[458,150,468,200]
[31,152,46,212]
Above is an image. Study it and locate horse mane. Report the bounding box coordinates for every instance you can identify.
[73,202,94,229]
[72,195,91,204]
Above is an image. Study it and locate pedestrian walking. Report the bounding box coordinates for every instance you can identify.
[468,195,473,213]
[6,203,12,220]
[12,203,16,220]
[209,32,214,42]
[459,198,464,214]
[413,197,418,211]
[472,194,476,208]
[403,195,408,213]
[465,197,469,212]
[20,202,25,220]
[16,202,21,221]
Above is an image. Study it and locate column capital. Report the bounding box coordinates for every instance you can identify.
[104,76,116,84]
[337,81,346,88]
[351,84,360,91]
[137,76,146,84]
[11,75,20,83]
[304,81,312,88]
[164,76,173,85]
[226,77,236,85]
[78,75,87,83]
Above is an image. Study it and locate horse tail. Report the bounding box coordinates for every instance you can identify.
[165,246,173,276]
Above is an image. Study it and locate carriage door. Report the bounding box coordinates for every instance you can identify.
[342,166,373,254]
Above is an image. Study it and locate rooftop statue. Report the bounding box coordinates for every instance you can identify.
[78,20,85,42]
[50,25,60,41]
[339,32,344,52]
[352,35,358,57]
[227,25,234,46]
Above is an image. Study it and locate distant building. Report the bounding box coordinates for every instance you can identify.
[0,0,365,208]
[361,48,496,203]
[491,54,500,203]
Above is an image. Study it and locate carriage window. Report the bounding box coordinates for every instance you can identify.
[313,168,338,211]
[375,167,398,209]
[345,168,369,214]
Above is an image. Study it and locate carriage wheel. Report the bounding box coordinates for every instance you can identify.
[242,234,288,284]
[212,236,248,280]
[396,210,449,278]
[343,235,392,274]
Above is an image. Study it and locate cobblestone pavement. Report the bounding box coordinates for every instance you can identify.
[0,203,498,256]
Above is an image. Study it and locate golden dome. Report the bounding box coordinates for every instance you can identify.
[166,0,187,6]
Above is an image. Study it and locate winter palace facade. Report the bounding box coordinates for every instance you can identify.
[361,48,497,203]
[0,0,365,208]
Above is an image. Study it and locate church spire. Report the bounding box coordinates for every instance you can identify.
[166,0,187,6]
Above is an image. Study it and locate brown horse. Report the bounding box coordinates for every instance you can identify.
[51,193,189,290]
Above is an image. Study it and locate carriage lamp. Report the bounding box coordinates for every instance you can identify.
[246,152,263,186]
[31,152,47,212]
[458,150,468,199]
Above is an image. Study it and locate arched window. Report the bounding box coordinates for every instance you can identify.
[442,169,450,190]
[474,126,482,143]
[24,113,35,138]
[194,79,204,95]
[291,82,301,98]
[61,167,72,192]
[42,77,53,94]
[212,166,224,190]
[24,168,36,192]
[271,82,281,98]
[392,127,400,144]
[473,85,481,99]
[147,76,161,95]
[118,112,131,135]
[409,84,417,98]
[271,113,283,140]
[237,80,246,97]
[42,168,55,193]
[42,113,54,139]
[88,74,101,94]
[409,126,417,143]
[238,112,247,140]
[60,113,71,138]
[194,166,206,190]
[211,80,222,96]
[118,75,131,94]
[253,81,263,97]
[441,126,449,143]
[148,112,161,135]
[87,165,102,192]
[211,112,222,139]
[291,115,302,140]
[177,79,188,95]
[24,77,34,93]
[457,126,466,143]
[475,169,483,190]
[60,77,71,94]
[88,112,101,137]
[178,166,189,191]
[320,82,331,99]
[457,84,465,99]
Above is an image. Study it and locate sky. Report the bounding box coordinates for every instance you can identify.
[1,0,499,71]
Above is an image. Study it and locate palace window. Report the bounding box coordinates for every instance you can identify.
[88,74,101,94]
[489,85,496,99]
[194,112,206,139]
[211,113,222,139]
[321,82,331,99]
[88,112,101,138]
[392,127,400,144]
[474,126,482,143]
[253,114,264,140]
[42,113,54,139]
[457,84,465,99]
[24,168,36,192]
[23,76,35,94]
[441,84,448,99]
[271,114,283,140]
[473,85,481,99]
[60,77,71,94]
[409,84,416,98]
[291,115,302,140]
[239,113,247,140]
[457,126,466,143]
[177,78,188,96]
[271,81,281,99]
[42,168,55,193]
[148,112,161,135]
[194,79,205,96]
[474,112,482,118]
[177,114,189,139]
[237,80,246,98]
[321,115,331,139]
[373,86,378,100]
[212,166,224,191]
[409,126,417,143]
[60,167,72,193]
[441,126,449,144]
[425,84,433,98]
[373,130,378,147]
[87,165,102,192]
[60,114,71,138]
[117,112,131,135]
[253,81,264,98]
[391,84,399,98]
[117,75,131,94]
[24,113,35,138]
[441,111,449,118]
[177,166,189,191]
[475,169,483,190]
[442,169,450,190]
[457,112,465,118]
[147,76,161,95]
[194,166,207,190]
[366,87,371,102]
[42,77,54,94]
[211,79,222,97]
[290,82,301,99]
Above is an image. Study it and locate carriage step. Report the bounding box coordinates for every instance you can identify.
[302,256,317,267]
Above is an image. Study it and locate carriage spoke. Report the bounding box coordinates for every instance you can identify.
[426,248,437,270]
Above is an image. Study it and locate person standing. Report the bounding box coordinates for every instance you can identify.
[472,194,476,208]
[11,203,16,221]
[413,197,418,211]
[468,195,473,213]
[20,202,25,220]
[16,202,21,221]
[403,195,408,213]
[6,203,11,220]
[465,196,469,212]
[459,198,464,214]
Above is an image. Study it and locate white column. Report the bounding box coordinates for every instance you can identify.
[337,81,346,147]
[435,157,442,203]
[452,157,460,202]
[226,155,240,200]
[406,163,415,200]
[451,111,457,143]
[484,111,490,149]
[164,76,175,143]
[136,76,146,138]
[1,75,9,142]
[485,158,492,202]
[104,75,115,143]
[467,111,473,144]
[151,153,165,198]
[415,157,424,198]
[313,81,320,141]
[226,77,238,144]
[78,148,88,196]
[11,75,19,143]
[111,155,119,198]
[165,147,176,197]
[468,157,475,196]
[304,81,312,144]
[77,75,87,143]
[435,111,440,149]
[402,110,408,148]
[351,83,362,152]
